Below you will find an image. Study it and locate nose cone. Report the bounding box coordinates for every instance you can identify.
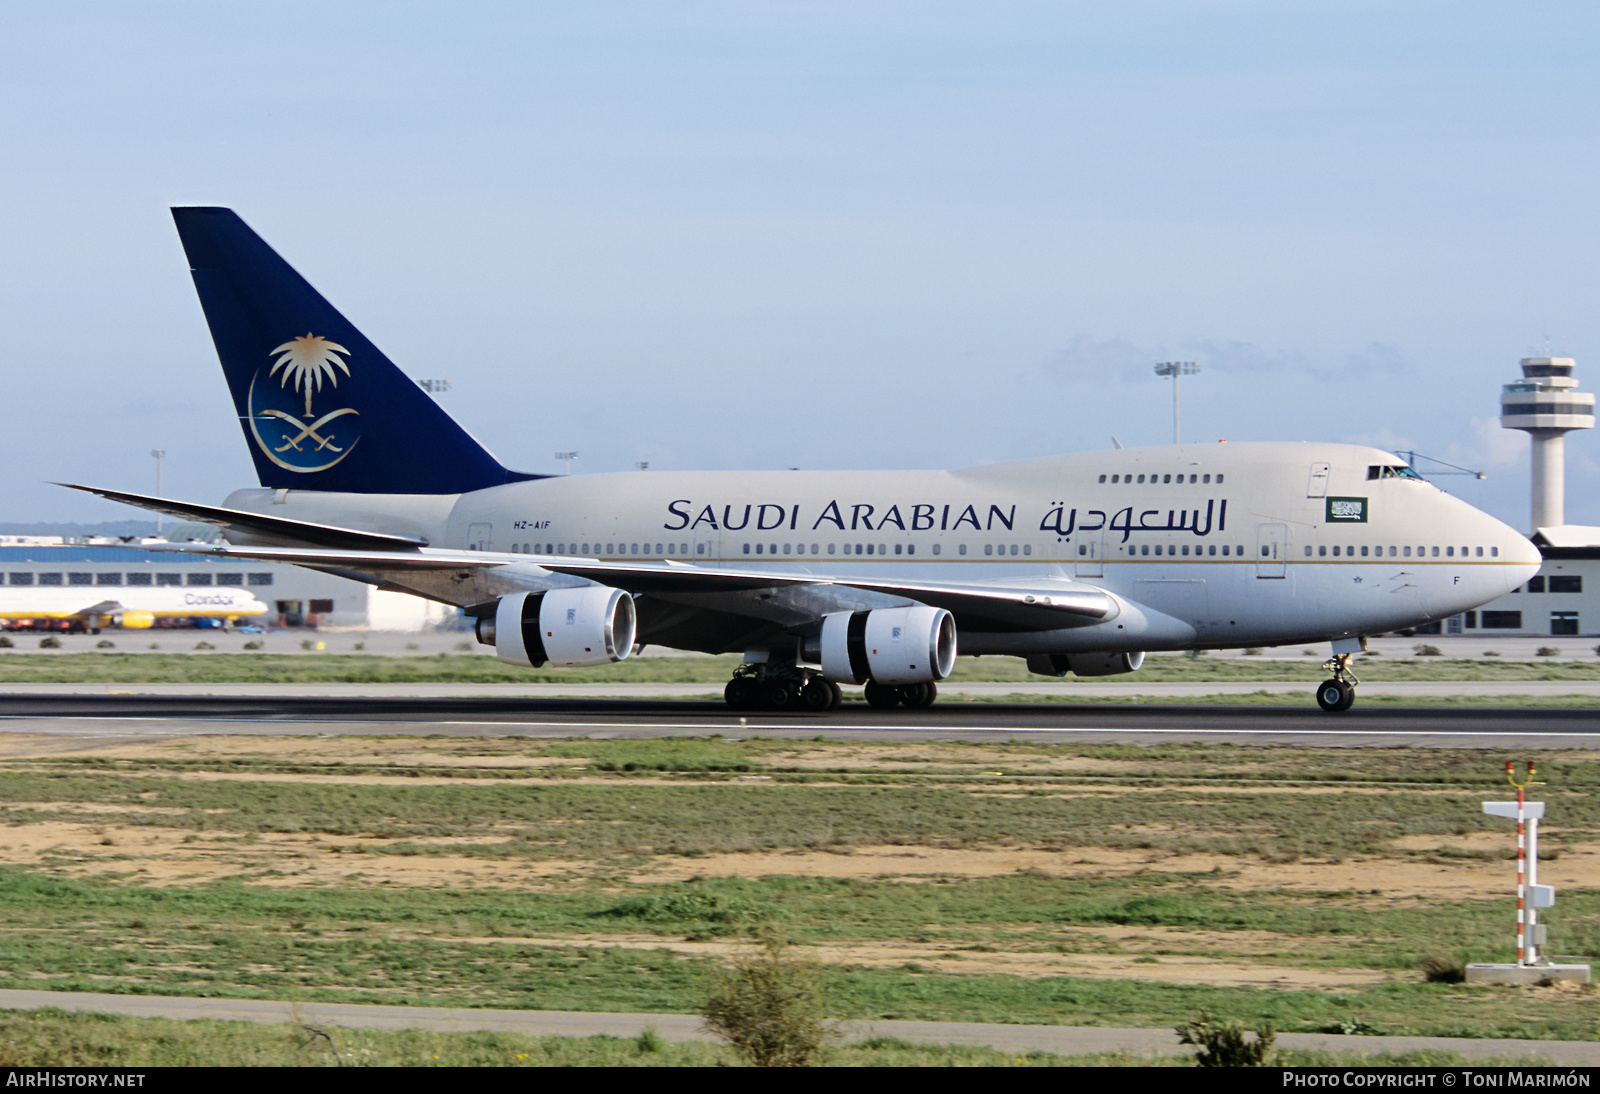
[1495,520,1543,594]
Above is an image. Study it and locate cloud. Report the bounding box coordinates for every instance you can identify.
[1452,415,1529,470]
[1037,335,1164,385]
[1343,426,1414,454]
[1180,339,1299,376]
[1340,342,1410,378]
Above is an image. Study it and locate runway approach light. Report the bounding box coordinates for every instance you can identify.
[1467,762,1590,984]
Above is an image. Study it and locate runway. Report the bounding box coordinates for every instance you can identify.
[0,690,1597,747]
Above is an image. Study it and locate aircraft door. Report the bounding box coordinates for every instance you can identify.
[1307,463,1330,498]
[468,523,492,551]
[1256,524,1287,578]
[1075,528,1104,578]
[693,528,720,567]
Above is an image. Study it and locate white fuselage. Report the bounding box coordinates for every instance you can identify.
[0,585,268,627]
[224,442,1540,654]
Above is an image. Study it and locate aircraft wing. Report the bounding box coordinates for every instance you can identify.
[140,542,1117,632]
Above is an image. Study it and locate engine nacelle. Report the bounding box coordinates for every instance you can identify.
[815,606,956,686]
[1026,651,1146,677]
[114,611,155,630]
[476,587,637,668]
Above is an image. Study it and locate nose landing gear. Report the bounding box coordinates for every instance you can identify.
[1315,652,1359,712]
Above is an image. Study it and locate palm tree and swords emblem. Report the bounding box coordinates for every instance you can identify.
[246,333,362,472]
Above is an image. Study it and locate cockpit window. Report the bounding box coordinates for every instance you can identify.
[1368,464,1425,481]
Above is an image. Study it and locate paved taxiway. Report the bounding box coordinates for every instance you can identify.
[0,690,1596,748]
[4,988,1598,1064]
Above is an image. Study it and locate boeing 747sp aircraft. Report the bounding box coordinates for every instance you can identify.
[63,208,1541,712]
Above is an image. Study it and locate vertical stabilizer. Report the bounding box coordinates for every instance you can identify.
[172,207,539,494]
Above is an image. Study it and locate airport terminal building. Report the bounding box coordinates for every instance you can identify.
[0,542,450,631]
[1433,527,1600,639]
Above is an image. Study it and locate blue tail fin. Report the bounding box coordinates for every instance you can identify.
[172,207,541,494]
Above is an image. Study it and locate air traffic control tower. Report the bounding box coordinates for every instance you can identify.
[1500,356,1595,531]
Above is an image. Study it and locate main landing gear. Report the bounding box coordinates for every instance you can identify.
[864,680,938,709]
[724,663,843,712]
[1315,652,1359,713]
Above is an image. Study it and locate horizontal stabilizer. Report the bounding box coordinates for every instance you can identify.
[55,484,430,553]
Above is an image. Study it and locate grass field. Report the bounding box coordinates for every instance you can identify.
[2,651,1600,685]
[0,732,1593,1056]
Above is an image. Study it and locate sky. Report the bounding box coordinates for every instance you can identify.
[4,1,1598,530]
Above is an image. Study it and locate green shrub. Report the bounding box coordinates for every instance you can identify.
[1419,955,1465,983]
[1414,644,1442,656]
[1176,1012,1275,1067]
[1537,647,1561,658]
[703,931,830,1067]
[38,636,60,649]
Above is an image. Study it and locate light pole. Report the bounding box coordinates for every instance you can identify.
[1153,361,1200,444]
[150,450,165,536]
[555,451,578,475]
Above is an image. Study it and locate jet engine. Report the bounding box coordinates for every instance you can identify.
[1025,651,1146,677]
[811,606,956,685]
[114,611,155,630]
[475,587,637,668]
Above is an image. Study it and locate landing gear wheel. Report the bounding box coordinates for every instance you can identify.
[724,677,759,710]
[1316,679,1354,713]
[915,681,937,708]
[863,680,901,709]
[760,680,798,711]
[800,678,835,713]
[898,683,929,707]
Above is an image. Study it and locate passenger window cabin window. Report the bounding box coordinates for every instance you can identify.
[1491,547,1499,557]
[1203,474,1211,483]
[1361,546,1368,557]
[1216,474,1224,483]
[959,544,967,555]
[1163,474,1171,483]
[1431,546,1439,557]
[1137,475,1145,483]
[1098,474,1106,483]
[1305,546,1313,557]
[1208,545,1216,556]
[932,544,940,555]
[984,545,993,556]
